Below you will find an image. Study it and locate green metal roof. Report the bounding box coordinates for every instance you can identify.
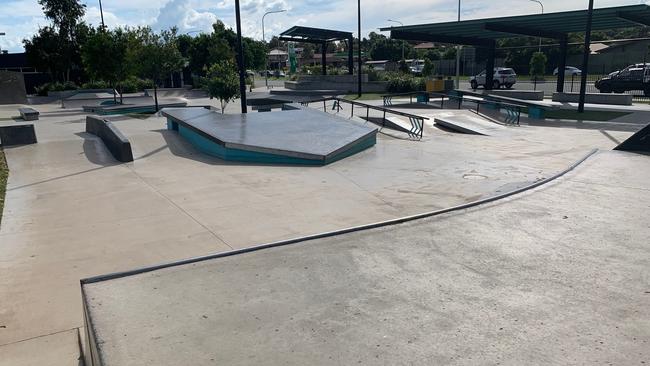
[279,26,353,43]
[381,4,650,45]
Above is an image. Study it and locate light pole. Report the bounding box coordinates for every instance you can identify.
[98,0,105,29]
[262,9,286,88]
[530,0,544,52]
[358,0,362,97]
[455,0,461,89]
[387,19,404,60]
[235,0,247,113]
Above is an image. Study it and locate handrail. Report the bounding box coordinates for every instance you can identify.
[380,90,521,126]
[300,97,428,139]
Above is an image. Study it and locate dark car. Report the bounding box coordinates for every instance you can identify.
[595,63,650,96]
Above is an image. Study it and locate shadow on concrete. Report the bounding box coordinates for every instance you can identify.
[74,132,123,166]
[151,129,320,168]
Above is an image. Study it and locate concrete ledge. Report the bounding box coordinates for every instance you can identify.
[0,124,37,146]
[18,107,39,121]
[484,89,544,101]
[614,123,650,153]
[85,116,134,162]
[552,92,633,106]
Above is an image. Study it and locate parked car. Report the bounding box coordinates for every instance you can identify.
[553,66,582,76]
[595,63,650,96]
[470,67,517,89]
[246,70,255,77]
[273,70,286,78]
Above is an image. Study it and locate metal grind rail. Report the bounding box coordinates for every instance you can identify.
[381,91,522,126]
[301,97,428,140]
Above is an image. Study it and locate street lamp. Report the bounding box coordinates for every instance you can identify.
[262,9,286,88]
[530,0,544,52]
[387,19,404,60]
[98,0,105,30]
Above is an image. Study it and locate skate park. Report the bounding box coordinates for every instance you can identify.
[1,3,650,366]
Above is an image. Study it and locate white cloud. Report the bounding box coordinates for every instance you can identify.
[1,0,646,53]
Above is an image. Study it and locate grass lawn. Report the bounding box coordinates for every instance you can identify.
[0,149,8,225]
[343,93,385,101]
[543,109,630,121]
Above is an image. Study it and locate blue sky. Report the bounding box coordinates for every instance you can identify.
[0,0,647,53]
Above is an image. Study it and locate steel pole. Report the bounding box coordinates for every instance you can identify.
[530,0,544,52]
[455,0,461,89]
[578,0,594,113]
[98,0,105,29]
[358,0,362,97]
[235,0,247,113]
[262,10,286,89]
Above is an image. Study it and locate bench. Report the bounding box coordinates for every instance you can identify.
[0,124,37,146]
[85,116,133,162]
[18,107,39,121]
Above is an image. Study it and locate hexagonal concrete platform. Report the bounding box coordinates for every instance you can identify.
[161,107,377,165]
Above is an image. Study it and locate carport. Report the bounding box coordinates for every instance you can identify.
[381,4,650,111]
[279,26,355,76]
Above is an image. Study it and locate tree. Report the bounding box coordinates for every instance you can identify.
[129,27,185,111]
[81,28,128,102]
[422,58,436,78]
[398,59,409,73]
[204,60,240,113]
[529,52,547,78]
[31,0,87,81]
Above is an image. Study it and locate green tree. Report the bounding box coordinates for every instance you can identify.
[529,52,547,78]
[204,61,240,113]
[129,27,185,111]
[398,59,409,73]
[34,0,87,81]
[81,28,128,103]
[422,58,436,78]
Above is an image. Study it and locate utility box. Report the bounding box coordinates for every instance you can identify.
[426,79,444,92]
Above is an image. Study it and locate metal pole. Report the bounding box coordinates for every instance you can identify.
[530,0,544,52]
[235,0,247,113]
[455,0,461,89]
[387,20,404,60]
[358,0,362,97]
[98,0,105,29]
[262,9,286,89]
[578,0,594,113]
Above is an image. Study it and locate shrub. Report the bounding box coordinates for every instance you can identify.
[119,76,154,93]
[33,81,79,95]
[385,74,425,93]
[81,80,109,89]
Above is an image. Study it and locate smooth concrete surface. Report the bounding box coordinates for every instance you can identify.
[552,92,633,106]
[484,89,544,101]
[0,71,27,105]
[162,107,377,161]
[82,151,650,366]
[0,96,642,365]
[434,110,507,136]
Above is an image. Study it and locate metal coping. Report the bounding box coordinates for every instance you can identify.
[380,4,650,43]
[279,26,354,43]
[80,148,599,286]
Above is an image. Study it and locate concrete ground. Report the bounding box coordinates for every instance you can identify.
[83,150,650,366]
[0,95,644,365]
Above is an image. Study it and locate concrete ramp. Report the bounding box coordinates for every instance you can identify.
[80,150,650,366]
[614,123,650,153]
[434,111,506,136]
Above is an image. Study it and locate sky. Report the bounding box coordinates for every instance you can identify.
[0,0,648,53]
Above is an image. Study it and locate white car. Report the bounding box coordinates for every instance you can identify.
[470,68,517,89]
[553,66,582,76]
